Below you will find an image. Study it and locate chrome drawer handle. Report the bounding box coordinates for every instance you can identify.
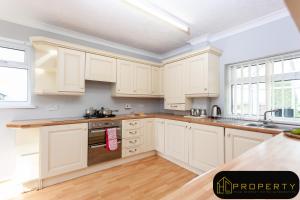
[129,149,137,153]
[129,140,137,144]
[129,131,137,135]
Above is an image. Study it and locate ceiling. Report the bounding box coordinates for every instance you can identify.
[0,0,286,55]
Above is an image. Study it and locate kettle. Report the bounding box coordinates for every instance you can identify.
[211,105,221,119]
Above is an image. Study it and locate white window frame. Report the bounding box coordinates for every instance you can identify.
[226,50,300,124]
[0,38,34,109]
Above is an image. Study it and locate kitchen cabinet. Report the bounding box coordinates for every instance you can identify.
[164,120,188,163]
[85,53,117,82]
[154,119,165,153]
[151,67,164,96]
[116,59,135,94]
[225,128,272,162]
[164,61,192,110]
[40,123,88,178]
[185,53,220,97]
[114,60,159,97]
[188,124,224,172]
[122,119,144,157]
[34,44,85,95]
[58,48,85,93]
[135,63,151,94]
[142,118,155,152]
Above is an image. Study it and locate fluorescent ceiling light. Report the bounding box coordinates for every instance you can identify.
[124,0,189,32]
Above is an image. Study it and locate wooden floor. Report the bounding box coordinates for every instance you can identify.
[14,156,196,200]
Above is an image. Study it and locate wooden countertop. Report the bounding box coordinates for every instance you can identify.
[6,113,282,134]
[162,133,300,200]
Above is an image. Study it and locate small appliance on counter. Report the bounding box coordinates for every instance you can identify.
[211,105,222,119]
[184,108,208,118]
[84,107,119,119]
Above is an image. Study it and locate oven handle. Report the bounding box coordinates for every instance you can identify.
[90,127,121,134]
[89,141,121,149]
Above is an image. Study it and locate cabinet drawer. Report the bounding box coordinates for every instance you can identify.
[122,120,142,130]
[122,146,141,157]
[123,137,141,148]
[123,128,141,138]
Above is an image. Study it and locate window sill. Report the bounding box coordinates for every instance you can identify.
[0,104,37,109]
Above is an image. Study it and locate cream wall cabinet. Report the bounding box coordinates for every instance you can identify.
[34,44,85,95]
[164,61,192,110]
[185,53,220,97]
[154,119,165,153]
[114,60,161,97]
[85,53,117,82]
[40,123,88,178]
[142,118,155,152]
[225,128,272,162]
[164,120,189,163]
[188,124,224,172]
[151,67,164,96]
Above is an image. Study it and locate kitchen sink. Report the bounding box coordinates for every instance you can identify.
[244,122,299,131]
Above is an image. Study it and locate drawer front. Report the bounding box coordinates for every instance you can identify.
[123,137,141,148]
[122,120,142,130]
[123,128,141,138]
[122,146,141,157]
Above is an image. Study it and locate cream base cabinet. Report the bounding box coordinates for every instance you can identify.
[154,119,165,153]
[188,124,224,172]
[142,118,155,152]
[58,48,85,93]
[85,53,116,82]
[164,120,188,163]
[225,128,272,162]
[40,123,88,178]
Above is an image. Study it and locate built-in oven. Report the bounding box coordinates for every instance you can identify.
[88,120,122,166]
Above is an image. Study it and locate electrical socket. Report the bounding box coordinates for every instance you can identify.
[124,104,132,109]
[47,104,59,111]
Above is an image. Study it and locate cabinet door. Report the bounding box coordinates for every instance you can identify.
[116,60,134,94]
[154,119,165,153]
[164,120,188,163]
[134,63,151,95]
[85,53,116,82]
[185,54,208,94]
[188,124,224,171]
[142,119,155,152]
[160,68,164,95]
[58,48,85,93]
[164,61,186,103]
[40,123,88,178]
[151,67,160,95]
[225,128,272,162]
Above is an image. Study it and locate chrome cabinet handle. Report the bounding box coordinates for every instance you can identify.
[129,149,137,153]
[129,130,137,135]
[129,140,137,144]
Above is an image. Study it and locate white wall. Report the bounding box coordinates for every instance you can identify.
[0,20,163,180]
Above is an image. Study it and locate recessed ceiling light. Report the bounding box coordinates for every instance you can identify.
[124,0,189,33]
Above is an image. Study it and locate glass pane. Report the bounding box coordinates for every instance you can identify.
[259,83,266,115]
[243,66,249,77]
[284,59,294,73]
[252,84,258,115]
[0,46,25,63]
[251,65,257,77]
[236,67,241,79]
[243,84,249,114]
[258,64,265,76]
[0,67,28,102]
[236,85,242,114]
[273,61,282,74]
[294,58,300,72]
[231,85,235,114]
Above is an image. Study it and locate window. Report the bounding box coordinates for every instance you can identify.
[0,40,31,107]
[226,51,300,122]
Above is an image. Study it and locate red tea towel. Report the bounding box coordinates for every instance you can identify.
[105,128,118,151]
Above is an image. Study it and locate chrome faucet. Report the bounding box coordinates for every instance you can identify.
[263,109,280,123]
